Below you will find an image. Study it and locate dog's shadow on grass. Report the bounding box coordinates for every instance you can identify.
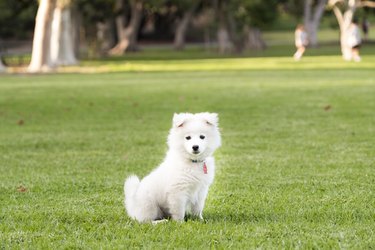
[202,211,279,224]
[150,212,279,224]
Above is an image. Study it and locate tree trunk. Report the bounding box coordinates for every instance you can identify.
[330,0,356,60]
[28,0,56,73]
[50,5,61,65]
[245,26,266,50]
[50,6,77,66]
[109,0,143,55]
[174,10,194,50]
[340,29,352,60]
[305,21,318,46]
[0,41,5,71]
[329,0,375,59]
[0,59,5,72]
[71,6,81,59]
[216,0,232,53]
[217,25,232,53]
[97,20,116,54]
[59,7,77,65]
[340,10,355,61]
[204,28,211,50]
[127,1,143,52]
[304,0,327,47]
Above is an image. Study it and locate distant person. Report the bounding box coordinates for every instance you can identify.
[293,24,308,61]
[348,19,362,62]
[362,18,370,41]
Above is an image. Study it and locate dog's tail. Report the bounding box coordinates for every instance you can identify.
[124,175,140,219]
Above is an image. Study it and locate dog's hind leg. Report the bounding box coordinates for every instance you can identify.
[133,198,162,223]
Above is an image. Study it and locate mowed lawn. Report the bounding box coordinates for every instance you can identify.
[1,51,375,248]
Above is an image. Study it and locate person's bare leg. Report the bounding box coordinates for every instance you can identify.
[352,48,361,62]
[294,46,305,61]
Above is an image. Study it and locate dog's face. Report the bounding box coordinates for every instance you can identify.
[182,130,208,157]
[168,112,221,160]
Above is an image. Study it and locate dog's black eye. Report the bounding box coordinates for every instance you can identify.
[185,136,191,140]
[200,135,205,139]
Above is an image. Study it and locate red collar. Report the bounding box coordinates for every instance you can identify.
[203,162,207,174]
[191,160,207,174]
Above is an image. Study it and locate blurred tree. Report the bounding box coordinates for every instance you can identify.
[28,0,56,72]
[304,0,327,47]
[328,0,375,59]
[50,0,78,66]
[215,0,278,53]
[76,0,116,55]
[215,0,232,53]
[279,0,326,46]
[241,0,278,50]
[0,59,5,72]
[28,0,79,72]
[0,38,5,71]
[280,0,304,18]
[169,0,201,50]
[109,0,144,55]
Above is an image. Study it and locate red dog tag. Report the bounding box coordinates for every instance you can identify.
[203,163,207,174]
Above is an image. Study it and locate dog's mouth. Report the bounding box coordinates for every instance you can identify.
[191,148,203,155]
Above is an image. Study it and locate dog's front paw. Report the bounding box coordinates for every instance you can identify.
[171,214,185,222]
[152,219,168,225]
[199,213,204,220]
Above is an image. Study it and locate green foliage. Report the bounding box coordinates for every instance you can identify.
[166,0,200,13]
[75,0,116,41]
[0,0,38,39]
[1,49,375,248]
[279,0,304,20]
[232,0,279,28]
[76,0,115,23]
[217,0,279,51]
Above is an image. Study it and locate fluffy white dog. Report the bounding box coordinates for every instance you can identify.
[124,112,221,223]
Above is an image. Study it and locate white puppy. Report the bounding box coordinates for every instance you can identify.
[124,112,221,223]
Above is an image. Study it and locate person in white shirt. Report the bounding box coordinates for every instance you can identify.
[347,19,362,62]
[294,24,308,61]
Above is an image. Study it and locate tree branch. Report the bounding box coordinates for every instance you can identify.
[358,0,375,7]
[332,4,344,28]
[328,0,343,6]
[313,0,328,23]
[343,0,356,28]
[304,0,312,22]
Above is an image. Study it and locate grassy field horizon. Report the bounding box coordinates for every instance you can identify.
[4,26,375,69]
[1,48,375,248]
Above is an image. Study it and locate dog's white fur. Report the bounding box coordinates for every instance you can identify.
[124,112,221,223]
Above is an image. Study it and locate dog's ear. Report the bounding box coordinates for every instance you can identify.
[204,113,219,127]
[173,113,186,128]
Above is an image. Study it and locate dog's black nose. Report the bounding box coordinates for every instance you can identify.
[192,145,199,151]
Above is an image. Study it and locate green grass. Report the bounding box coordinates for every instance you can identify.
[67,43,375,73]
[1,49,375,248]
